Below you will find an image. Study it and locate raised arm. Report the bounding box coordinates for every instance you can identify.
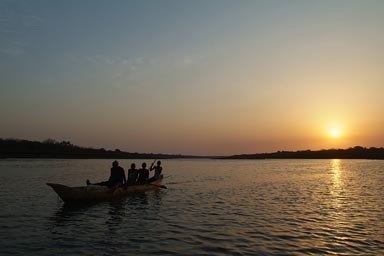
[150,159,157,171]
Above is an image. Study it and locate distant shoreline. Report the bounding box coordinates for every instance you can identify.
[1,138,383,160]
[215,146,384,160]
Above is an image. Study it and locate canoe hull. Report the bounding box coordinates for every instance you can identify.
[47,178,163,203]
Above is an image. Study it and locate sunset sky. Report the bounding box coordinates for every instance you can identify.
[1,0,383,155]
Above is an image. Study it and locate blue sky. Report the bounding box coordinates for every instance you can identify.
[1,0,383,155]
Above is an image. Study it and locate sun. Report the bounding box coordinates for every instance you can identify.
[330,129,341,138]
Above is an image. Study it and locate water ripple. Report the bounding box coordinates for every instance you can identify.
[0,159,383,255]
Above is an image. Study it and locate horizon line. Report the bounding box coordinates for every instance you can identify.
[1,138,383,158]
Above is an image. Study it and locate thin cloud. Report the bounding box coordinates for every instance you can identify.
[0,0,43,36]
[85,54,156,88]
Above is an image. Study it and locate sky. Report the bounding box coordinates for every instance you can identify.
[1,0,383,155]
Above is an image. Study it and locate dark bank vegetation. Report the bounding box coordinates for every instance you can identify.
[1,138,383,159]
[222,146,384,160]
[0,138,199,159]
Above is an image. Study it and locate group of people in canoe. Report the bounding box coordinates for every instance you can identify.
[87,160,162,188]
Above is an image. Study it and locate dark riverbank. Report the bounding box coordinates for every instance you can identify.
[0,139,201,159]
[221,146,384,160]
[1,138,383,160]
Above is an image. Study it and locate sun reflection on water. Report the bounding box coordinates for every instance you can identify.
[330,159,342,192]
[329,159,344,208]
[328,159,350,243]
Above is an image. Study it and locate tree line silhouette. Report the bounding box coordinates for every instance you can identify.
[0,138,197,159]
[222,146,384,159]
[0,138,383,159]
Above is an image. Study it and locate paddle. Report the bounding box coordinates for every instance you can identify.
[150,159,157,169]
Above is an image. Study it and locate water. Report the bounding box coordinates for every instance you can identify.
[0,159,383,255]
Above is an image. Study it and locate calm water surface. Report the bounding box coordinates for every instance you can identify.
[0,159,383,255]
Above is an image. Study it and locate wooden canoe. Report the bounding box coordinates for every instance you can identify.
[47,176,164,203]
